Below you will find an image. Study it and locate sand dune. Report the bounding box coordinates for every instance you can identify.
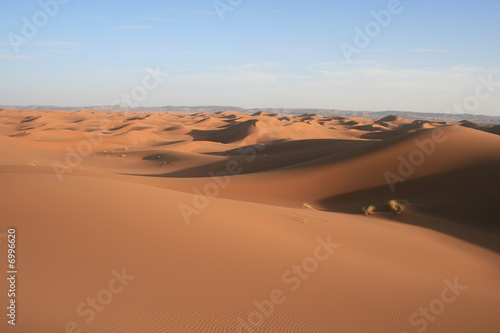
[0,109,499,333]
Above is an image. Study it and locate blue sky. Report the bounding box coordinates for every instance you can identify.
[1,0,499,115]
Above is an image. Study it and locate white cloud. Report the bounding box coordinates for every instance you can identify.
[338,59,379,65]
[139,17,169,22]
[410,48,446,53]
[0,54,36,60]
[322,71,345,77]
[30,41,77,48]
[228,62,286,70]
[112,25,154,30]
[309,60,379,68]
[193,10,219,16]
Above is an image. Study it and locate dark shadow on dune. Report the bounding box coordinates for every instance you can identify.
[188,119,258,143]
[351,124,381,132]
[126,114,150,121]
[109,124,131,131]
[360,128,409,139]
[174,127,458,175]
[277,128,445,170]
[192,118,210,124]
[18,123,46,131]
[402,120,430,130]
[141,153,189,164]
[150,140,185,147]
[129,126,153,131]
[131,127,458,178]
[377,115,401,122]
[20,115,41,123]
[483,125,500,135]
[9,132,29,137]
[459,120,479,128]
[342,120,359,126]
[217,114,239,119]
[318,163,500,252]
[374,120,391,128]
[163,125,182,131]
[299,115,320,122]
[126,138,376,177]
[206,138,373,156]
[221,118,242,124]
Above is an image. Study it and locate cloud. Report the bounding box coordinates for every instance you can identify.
[193,10,219,16]
[30,41,77,48]
[308,60,382,76]
[308,62,337,69]
[322,71,345,78]
[237,72,279,84]
[228,62,286,70]
[450,65,489,75]
[0,40,77,50]
[309,60,378,68]
[313,66,500,99]
[338,59,378,65]
[139,17,169,22]
[364,49,390,53]
[0,54,36,60]
[409,48,446,53]
[112,25,154,30]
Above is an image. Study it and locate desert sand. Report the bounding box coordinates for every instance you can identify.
[0,108,499,333]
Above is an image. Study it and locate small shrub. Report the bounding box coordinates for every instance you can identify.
[362,205,376,216]
[388,200,406,214]
[302,203,314,209]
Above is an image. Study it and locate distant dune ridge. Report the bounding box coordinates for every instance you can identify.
[0,108,499,332]
[2,104,500,124]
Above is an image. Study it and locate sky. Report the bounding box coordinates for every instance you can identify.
[1,0,499,115]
